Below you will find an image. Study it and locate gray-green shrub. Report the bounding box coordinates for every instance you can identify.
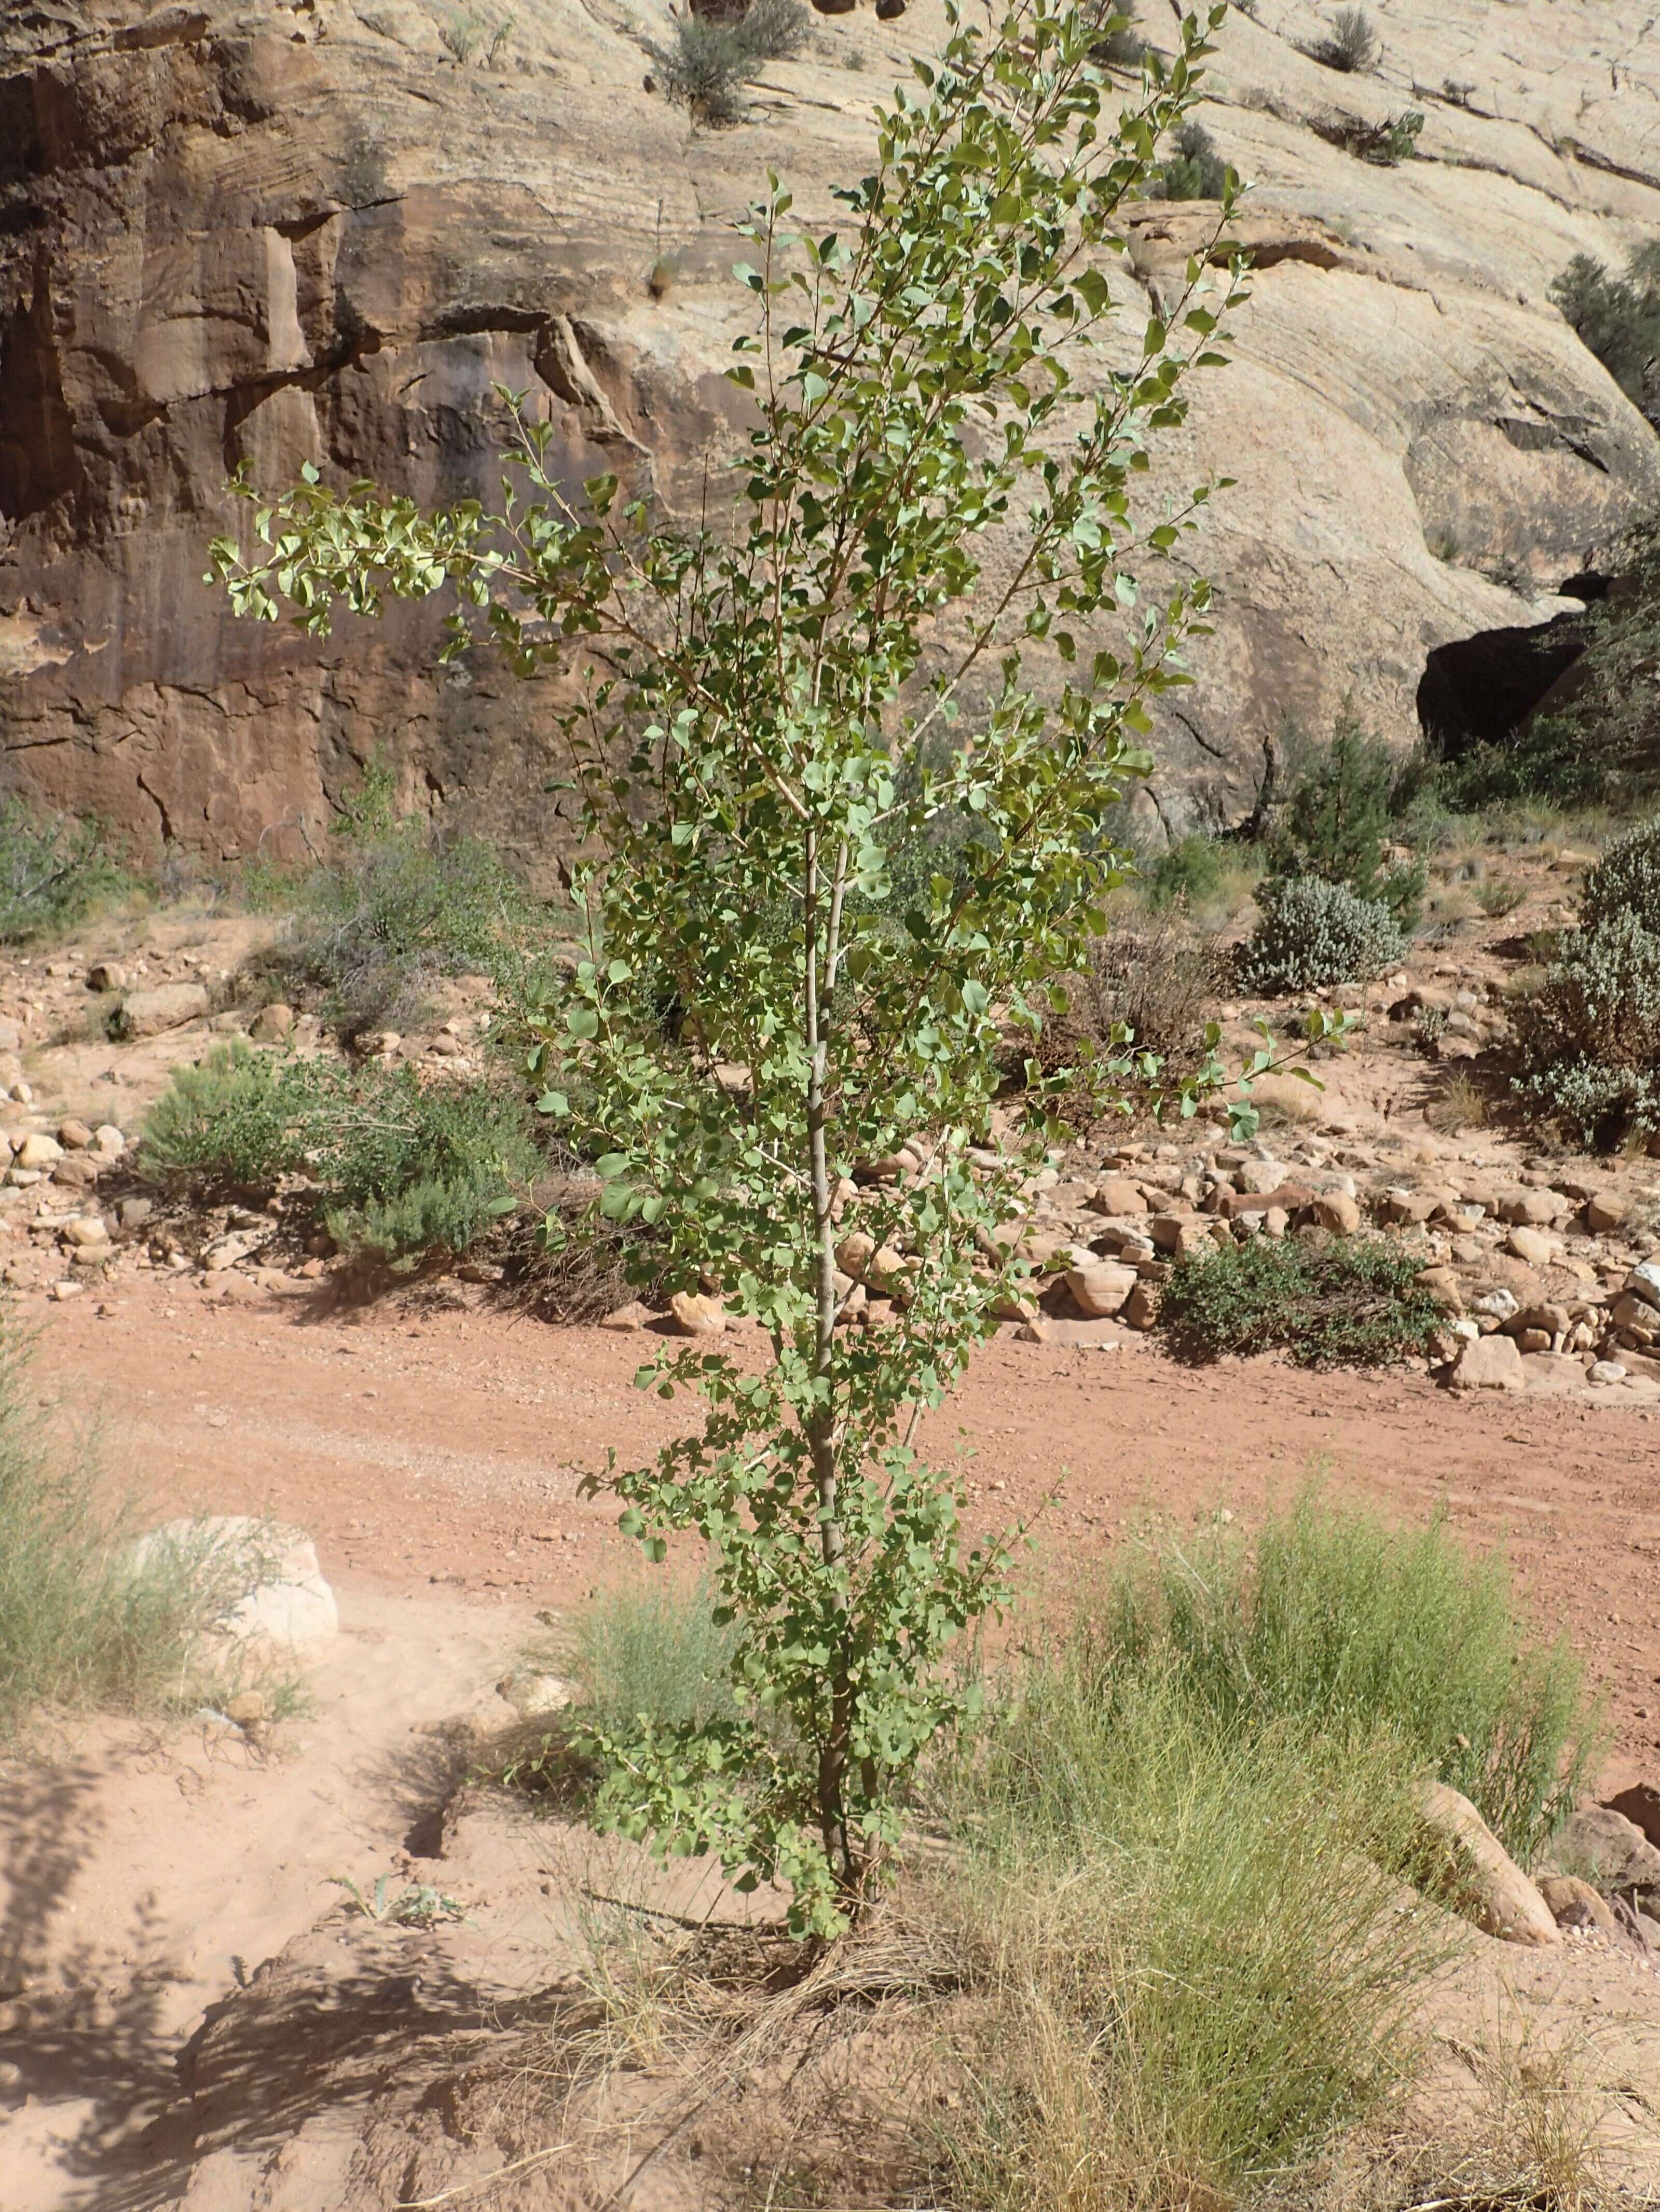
[1240,874,1408,992]
[1551,244,1660,434]
[1581,814,1660,934]
[1313,5,1375,69]
[1159,1234,1441,1368]
[644,0,810,123]
[1512,907,1660,1146]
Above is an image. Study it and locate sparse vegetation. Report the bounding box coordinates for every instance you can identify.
[1096,1488,1598,1863]
[1474,872,1525,918]
[1240,874,1409,992]
[1036,915,1224,1112]
[1338,109,1423,164]
[1580,810,1660,936]
[1082,2,1149,70]
[247,762,545,1041]
[0,798,131,946]
[0,1331,258,1735]
[1551,243,1660,433]
[644,0,811,125]
[1159,1234,1441,1368]
[1147,117,1229,200]
[1312,6,1376,72]
[141,1040,540,1264]
[1262,710,1427,926]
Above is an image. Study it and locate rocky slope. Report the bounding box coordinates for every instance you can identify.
[2,0,1657,870]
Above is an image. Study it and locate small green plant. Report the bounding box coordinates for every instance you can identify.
[1474,873,1525,918]
[1098,1489,1599,1864]
[141,1041,539,1263]
[1353,108,1424,163]
[1426,525,1460,564]
[438,11,481,61]
[330,1873,465,1926]
[1312,5,1375,70]
[1083,2,1148,68]
[1551,244,1660,434]
[644,0,810,124]
[1412,1002,1448,1053]
[487,15,513,65]
[0,1331,260,1736]
[1441,77,1476,106]
[1240,875,1409,993]
[1512,908,1660,1148]
[1262,711,1427,925]
[0,798,131,945]
[1159,1234,1441,1368]
[1147,117,1229,200]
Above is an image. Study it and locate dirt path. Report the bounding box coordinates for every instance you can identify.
[39,1270,1660,1791]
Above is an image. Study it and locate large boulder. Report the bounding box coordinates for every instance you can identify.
[1552,1805,1660,1914]
[130,1515,339,1654]
[2,1,1656,865]
[115,983,211,1039]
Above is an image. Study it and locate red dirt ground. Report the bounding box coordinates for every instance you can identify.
[43,1270,1660,1796]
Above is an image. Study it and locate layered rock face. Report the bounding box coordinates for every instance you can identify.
[2,0,1657,870]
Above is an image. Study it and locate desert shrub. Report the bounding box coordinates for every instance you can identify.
[1240,875,1408,993]
[930,1632,1441,2205]
[1264,712,1426,924]
[1512,908,1660,1147]
[252,773,541,1040]
[0,1333,257,1734]
[1311,4,1375,70]
[1033,915,1222,1110]
[141,1041,540,1261]
[1139,832,1225,909]
[1081,2,1148,68]
[1099,1490,1598,1865]
[645,0,810,123]
[1147,118,1227,199]
[1334,109,1422,164]
[1159,1234,1440,1368]
[1474,873,1525,918]
[1580,813,1660,934]
[1551,244,1660,433]
[0,798,131,946]
[1435,713,1606,810]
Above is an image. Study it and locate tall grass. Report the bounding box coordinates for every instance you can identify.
[1099,1487,1599,1866]
[0,1333,251,1733]
[539,1565,741,1736]
[929,1654,1445,2210]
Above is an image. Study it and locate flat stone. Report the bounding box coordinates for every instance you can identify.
[115,982,211,1039]
[1063,1262,1137,1318]
[669,1290,727,1336]
[1449,1333,1526,1391]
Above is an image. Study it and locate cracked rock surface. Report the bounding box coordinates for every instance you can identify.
[2,0,1657,867]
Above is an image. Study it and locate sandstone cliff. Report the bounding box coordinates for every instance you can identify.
[2,0,1656,868]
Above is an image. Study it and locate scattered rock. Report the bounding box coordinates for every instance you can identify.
[495,1667,572,1719]
[86,960,128,992]
[51,1156,98,1189]
[114,982,212,1038]
[59,1215,109,1248]
[1089,1177,1148,1216]
[57,1118,94,1150]
[599,1301,654,1331]
[201,1229,272,1273]
[1585,1191,1630,1232]
[49,1280,84,1301]
[0,1020,20,1052]
[1449,1334,1526,1392]
[1064,1262,1137,1318]
[1122,1282,1159,1330]
[250,1002,295,1043]
[1418,1780,1559,1947]
[1552,1806,1660,1913]
[669,1290,727,1336]
[17,1132,62,1169]
[93,1124,125,1155]
[1311,1191,1361,1236]
[1538,1874,1620,1939]
[1605,1785,1660,1851]
[1588,1360,1628,1386]
[225,1690,268,1727]
[1625,1257,1660,1311]
[117,1196,154,1230]
[1505,1226,1558,1267]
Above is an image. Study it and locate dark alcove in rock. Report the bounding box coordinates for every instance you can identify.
[1415,578,1603,756]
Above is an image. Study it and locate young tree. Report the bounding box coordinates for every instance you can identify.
[210,0,1324,1933]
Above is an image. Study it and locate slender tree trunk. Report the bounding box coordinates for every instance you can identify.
[802,822,853,1892]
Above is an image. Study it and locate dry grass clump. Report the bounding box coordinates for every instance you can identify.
[1033,913,1224,1115]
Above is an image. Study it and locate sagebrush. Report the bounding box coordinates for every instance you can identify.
[1159,1233,1441,1367]
[1240,873,1408,992]
[0,798,131,946]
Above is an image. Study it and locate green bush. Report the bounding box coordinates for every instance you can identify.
[930,1629,1441,2204]
[1097,1489,1598,1866]
[1147,118,1228,199]
[1240,874,1408,993]
[1512,908,1660,1147]
[0,1331,256,1735]
[1581,813,1660,934]
[644,0,810,123]
[1264,713,1426,924]
[1551,244,1660,433]
[141,1041,540,1262]
[0,798,131,945]
[254,781,541,1041]
[1312,5,1375,69]
[1083,2,1149,68]
[1159,1234,1441,1368]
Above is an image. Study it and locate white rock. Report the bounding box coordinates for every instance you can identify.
[1472,1288,1519,1322]
[496,1668,572,1719]
[1624,1258,1660,1312]
[1588,1360,1628,1386]
[16,1132,62,1169]
[92,1125,126,1156]
[129,1516,339,1653]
